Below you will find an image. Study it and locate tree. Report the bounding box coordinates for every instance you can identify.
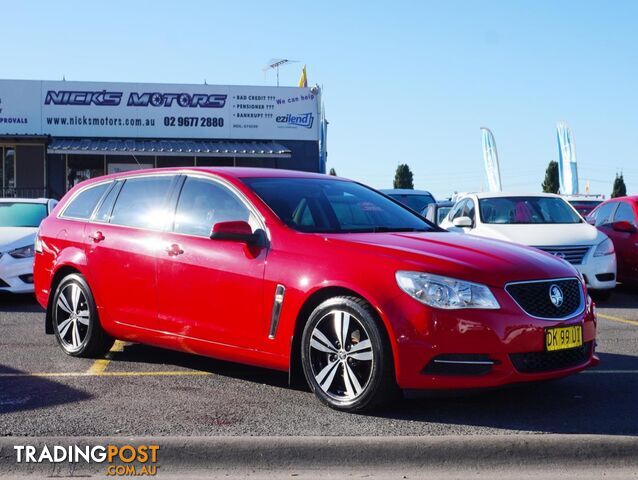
[612,172,627,198]
[541,160,559,193]
[329,168,337,176]
[393,164,414,189]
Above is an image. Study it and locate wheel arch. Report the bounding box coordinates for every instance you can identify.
[288,285,399,388]
[45,265,83,334]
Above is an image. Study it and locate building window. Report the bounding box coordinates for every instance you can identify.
[67,154,105,190]
[1,147,16,193]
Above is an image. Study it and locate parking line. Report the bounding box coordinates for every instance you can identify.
[597,313,638,327]
[0,371,212,378]
[85,340,126,375]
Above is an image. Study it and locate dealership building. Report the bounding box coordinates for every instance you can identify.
[0,79,326,199]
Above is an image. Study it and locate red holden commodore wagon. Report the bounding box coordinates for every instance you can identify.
[34,168,598,412]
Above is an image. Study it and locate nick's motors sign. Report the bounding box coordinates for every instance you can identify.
[0,79,320,141]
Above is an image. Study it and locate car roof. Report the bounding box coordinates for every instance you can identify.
[379,189,433,195]
[0,197,52,204]
[76,167,343,184]
[469,192,563,200]
[598,195,638,204]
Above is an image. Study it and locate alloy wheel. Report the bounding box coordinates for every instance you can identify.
[308,310,374,401]
[54,282,90,352]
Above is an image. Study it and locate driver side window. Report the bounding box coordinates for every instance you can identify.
[173,176,258,237]
[449,200,466,221]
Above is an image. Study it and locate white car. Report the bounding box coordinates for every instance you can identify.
[440,192,617,294]
[0,198,57,294]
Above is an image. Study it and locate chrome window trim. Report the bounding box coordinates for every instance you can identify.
[504,276,585,322]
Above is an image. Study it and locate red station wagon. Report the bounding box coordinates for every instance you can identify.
[34,168,598,412]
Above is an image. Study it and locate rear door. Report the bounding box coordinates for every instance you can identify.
[85,174,177,333]
[157,174,268,350]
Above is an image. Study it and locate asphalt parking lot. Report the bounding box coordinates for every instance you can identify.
[1,288,638,437]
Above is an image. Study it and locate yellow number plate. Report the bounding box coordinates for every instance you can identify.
[545,325,583,352]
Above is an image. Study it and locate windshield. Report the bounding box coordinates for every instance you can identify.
[479,197,582,224]
[0,202,47,228]
[387,193,435,213]
[437,206,452,224]
[242,178,434,233]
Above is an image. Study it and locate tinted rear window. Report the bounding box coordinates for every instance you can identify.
[110,176,174,229]
[62,183,110,220]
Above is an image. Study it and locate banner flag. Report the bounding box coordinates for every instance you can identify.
[557,122,579,194]
[480,127,502,192]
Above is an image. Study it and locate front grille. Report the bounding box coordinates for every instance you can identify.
[510,342,592,373]
[506,278,583,319]
[534,245,590,265]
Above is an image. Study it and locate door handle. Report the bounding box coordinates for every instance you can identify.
[166,243,184,256]
[89,231,105,243]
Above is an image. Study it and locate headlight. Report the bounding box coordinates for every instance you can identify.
[395,271,500,310]
[8,245,35,259]
[593,238,614,257]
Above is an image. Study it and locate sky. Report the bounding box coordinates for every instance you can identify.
[2,0,637,198]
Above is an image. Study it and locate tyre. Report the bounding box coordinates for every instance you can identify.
[590,289,612,302]
[301,296,397,412]
[51,273,114,357]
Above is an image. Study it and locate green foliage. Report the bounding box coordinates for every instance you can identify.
[393,164,414,189]
[612,172,627,198]
[541,160,560,193]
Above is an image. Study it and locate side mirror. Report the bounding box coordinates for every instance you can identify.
[210,221,258,244]
[611,220,637,233]
[452,216,473,228]
[585,217,596,225]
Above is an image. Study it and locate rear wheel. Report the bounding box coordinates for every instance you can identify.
[301,296,397,412]
[51,273,114,357]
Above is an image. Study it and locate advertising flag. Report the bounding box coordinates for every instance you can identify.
[557,122,579,194]
[480,127,502,192]
[298,65,308,88]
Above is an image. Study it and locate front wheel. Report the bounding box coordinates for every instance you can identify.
[301,296,397,412]
[51,273,114,357]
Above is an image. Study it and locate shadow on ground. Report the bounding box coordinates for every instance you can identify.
[0,365,92,416]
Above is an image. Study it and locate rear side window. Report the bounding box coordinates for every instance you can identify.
[110,176,174,229]
[93,181,122,223]
[61,183,110,220]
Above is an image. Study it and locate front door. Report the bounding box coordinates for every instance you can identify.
[157,175,268,351]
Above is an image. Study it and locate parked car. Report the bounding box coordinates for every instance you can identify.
[379,189,435,213]
[440,192,616,297]
[423,200,454,225]
[0,198,57,293]
[586,196,638,285]
[35,169,597,412]
[563,195,604,217]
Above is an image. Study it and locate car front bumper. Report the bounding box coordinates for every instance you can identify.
[575,253,616,291]
[0,253,35,293]
[382,285,597,390]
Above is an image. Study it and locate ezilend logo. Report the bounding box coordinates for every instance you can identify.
[276,113,314,128]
